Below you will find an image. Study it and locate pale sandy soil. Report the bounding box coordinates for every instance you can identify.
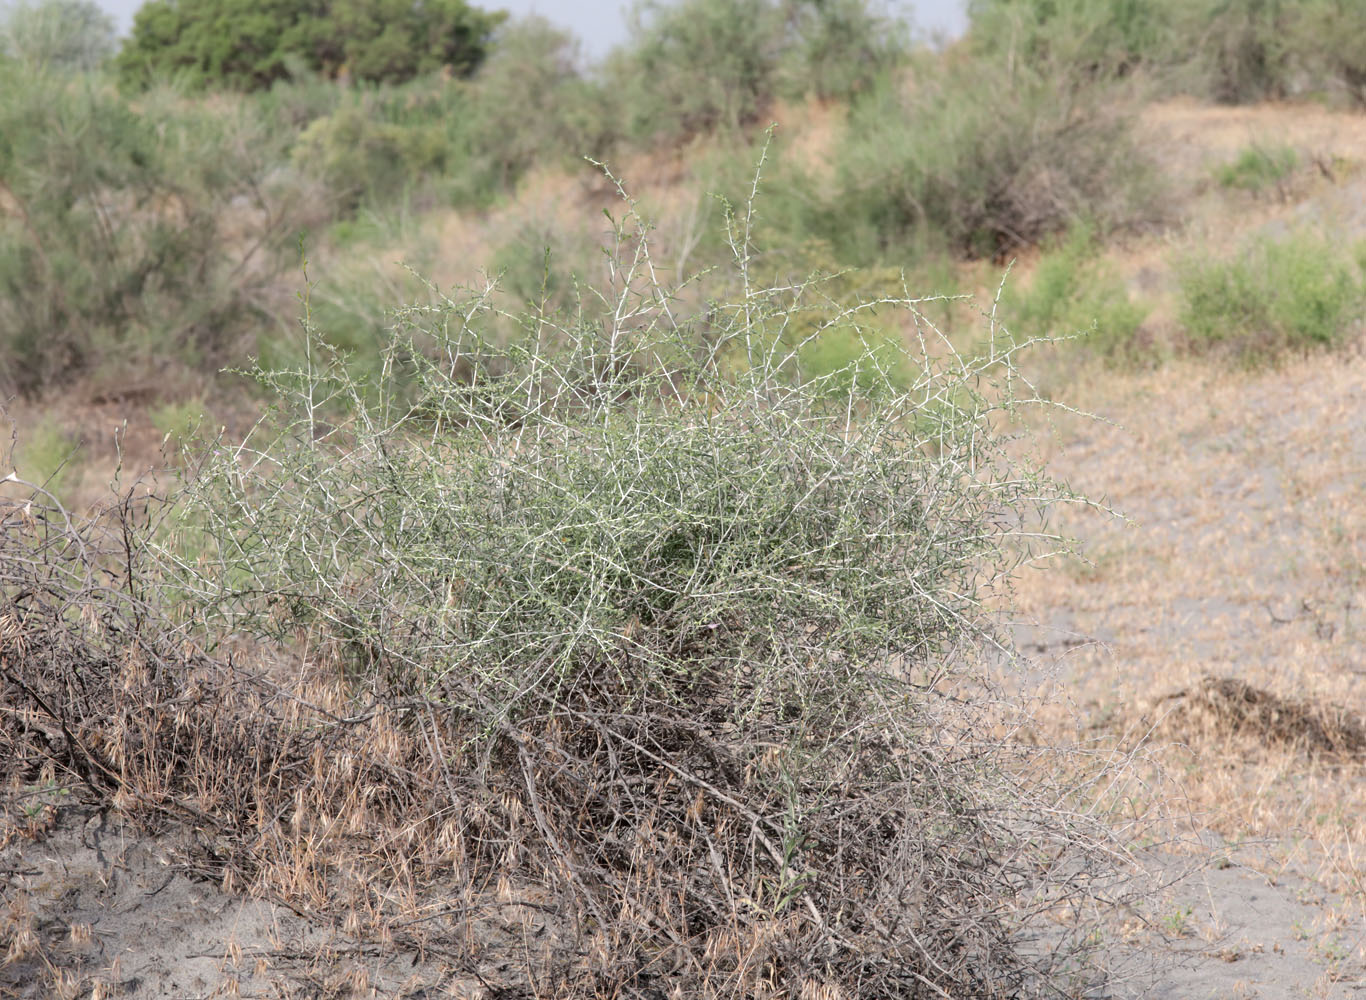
[1013,348,1366,998]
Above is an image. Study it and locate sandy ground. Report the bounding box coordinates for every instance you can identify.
[1,800,470,998]
[1011,345,1366,997]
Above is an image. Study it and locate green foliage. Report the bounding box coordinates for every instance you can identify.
[795,321,911,392]
[0,66,302,395]
[16,415,79,505]
[150,396,213,455]
[609,0,780,142]
[465,17,612,185]
[1198,0,1292,103]
[1178,232,1366,361]
[967,0,1176,78]
[0,0,115,73]
[116,0,504,91]
[1006,226,1150,360]
[803,60,1158,263]
[287,31,612,218]
[1291,0,1366,107]
[967,0,1366,106]
[778,0,906,100]
[607,0,904,144]
[175,179,1071,715]
[292,97,450,211]
[1215,143,1298,192]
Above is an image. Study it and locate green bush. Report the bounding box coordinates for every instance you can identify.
[1007,226,1150,360]
[803,58,1159,263]
[1197,0,1292,103]
[967,0,1177,78]
[1215,143,1298,192]
[606,0,904,145]
[116,0,504,91]
[465,17,614,187]
[164,175,1128,998]
[0,67,304,395]
[1178,232,1366,360]
[1291,0,1366,107]
[606,0,780,143]
[14,415,80,506]
[777,0,906,100]
[292,98,450,211]
[967,0,1366,106]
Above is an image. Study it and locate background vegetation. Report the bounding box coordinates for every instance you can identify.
[5,0,1366,396]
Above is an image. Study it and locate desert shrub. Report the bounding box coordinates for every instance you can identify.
[286,56,603,216]
[253,70,348,129]
[1006,226,1150,360]
[464,17,614,186]
[1215,142,1298,192]
[1290,0,1366,107]
[1178,232,1366,360]
[0,68,305,395]
[292,98,450,211]
[116,0,504,91]
[778,0,906,100]
[967,0,1178,79]
[12,415,80,505]
[0,0,115,73]
[807,59,1158,263]
[149,168,1140,998]
[606,0,780,143]
[606,0,904,145]
[1195,0,1292,103]
[967,0,1366,104]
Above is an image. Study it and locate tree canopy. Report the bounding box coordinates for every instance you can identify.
[115,0,506,90]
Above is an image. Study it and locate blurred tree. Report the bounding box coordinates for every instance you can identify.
[606,0,901,144]
[115,0,505,91]
[0,0,117,73]
[469,16,609,183]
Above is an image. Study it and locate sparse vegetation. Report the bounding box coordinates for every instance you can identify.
[801,59,1158,262]
[0,65,306,395]
[1006,225,1150,360]
[0,0,115,72]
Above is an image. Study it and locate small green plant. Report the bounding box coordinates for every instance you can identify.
[16,415,80,506]
[1007,226,1150,361]
[1216,143,1298,193]
[1178,232,1366,362]
[150,397,212,454]
[1163,904,1194,937]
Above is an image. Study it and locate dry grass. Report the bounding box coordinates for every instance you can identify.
[1015,348,1366,895]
